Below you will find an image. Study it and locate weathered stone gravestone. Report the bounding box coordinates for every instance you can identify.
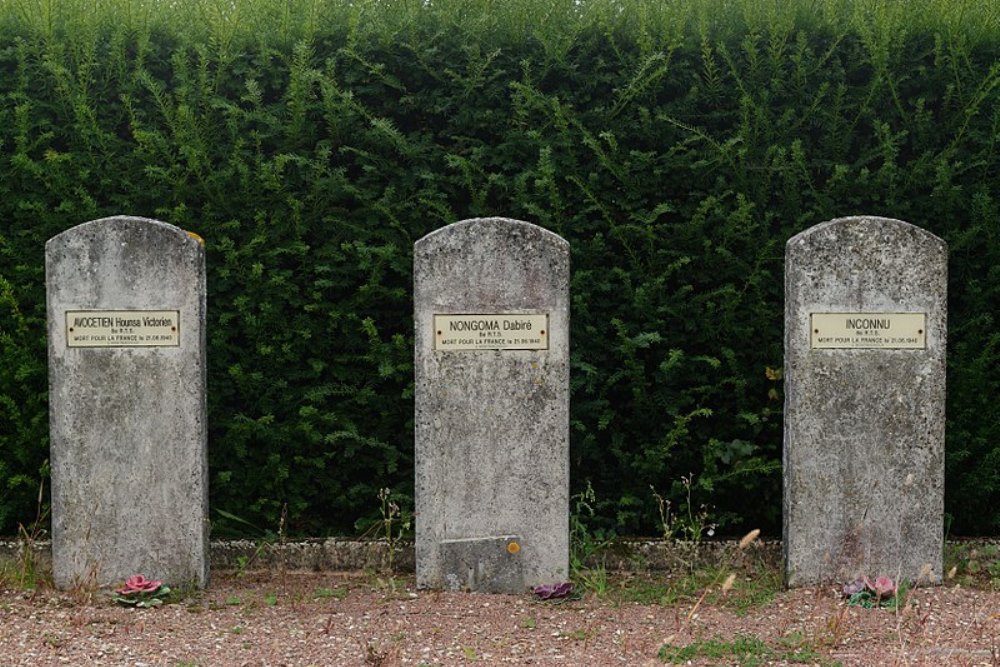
[784,216,946,587]
[414,218,569,593]
[47,216,208,589]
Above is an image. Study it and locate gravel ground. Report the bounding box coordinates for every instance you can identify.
[1,570,999,666]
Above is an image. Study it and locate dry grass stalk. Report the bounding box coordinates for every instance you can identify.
[739,529,761,550]
[687,528,761,620]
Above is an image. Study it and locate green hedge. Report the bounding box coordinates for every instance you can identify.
[1,0,998,537]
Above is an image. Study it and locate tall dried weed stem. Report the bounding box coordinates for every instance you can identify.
[687,528,760,620]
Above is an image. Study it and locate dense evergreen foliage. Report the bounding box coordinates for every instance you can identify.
[1,0,998,537]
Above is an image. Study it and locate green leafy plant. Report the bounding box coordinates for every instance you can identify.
[1,0,999,539]
[842,575,905,609]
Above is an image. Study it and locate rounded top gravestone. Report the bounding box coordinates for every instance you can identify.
[46,216,208,590]
[413,218,570,593]
[783,216,946,587]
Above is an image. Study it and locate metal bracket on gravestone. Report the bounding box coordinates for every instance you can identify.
[439,536,524,594]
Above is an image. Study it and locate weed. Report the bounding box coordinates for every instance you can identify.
[779,627,844,663]
[359,637,402,666]
[570,481,614,596]
[276,503,289,594]
[727,565,783,615]
[11,469,51,590]
[378,487,410,576]
[313,586,348,600]
[520,616,536,630]
[659,634,769,665]
[686,529,762,620]
[359,488,412,588]
[651,474,716,544]
[575,563,610,597]
[817,605,851,648]
[225,595,242,606]
[370,573,414,598]
[946,542,1000,588]
[67,561,101,605]
[779,629,809,649]
[609,559,780,614]
[162,582,202,606]
[561,628,594,641]
[611,573,678,605]
[215,508,277,577]
[264,592,278,606]
[658,633,842,666]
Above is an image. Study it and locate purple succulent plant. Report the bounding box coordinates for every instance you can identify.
[532,582,573,600]
[842,578,867,596]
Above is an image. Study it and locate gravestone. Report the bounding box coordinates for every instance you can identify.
[46,216,208,589]
[784,216,946,587]
[414,217,569,593]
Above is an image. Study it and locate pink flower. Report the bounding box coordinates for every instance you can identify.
[872,575,896,597]
[116,574,162,595]
[843,575,896,599]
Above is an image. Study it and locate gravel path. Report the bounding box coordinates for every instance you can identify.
[1,571,998,666]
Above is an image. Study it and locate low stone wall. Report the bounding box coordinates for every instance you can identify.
[4,537,994,580]
[0,537,778,576]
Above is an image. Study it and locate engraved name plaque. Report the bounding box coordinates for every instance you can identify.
[66,310,180,348]
[810,312,926,350]
[434,314,548,351]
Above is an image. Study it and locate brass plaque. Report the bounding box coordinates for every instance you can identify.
[810,312,926,349]
[434,314,548,351]
[66,310,180,348]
